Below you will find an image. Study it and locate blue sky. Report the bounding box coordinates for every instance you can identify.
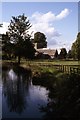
[1,0,79,2]
[78,1,80,31]
[1,2,78,51]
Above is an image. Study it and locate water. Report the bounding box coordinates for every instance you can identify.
[2,65,80,119]
[2,66,49,119]
[0,65,2,120]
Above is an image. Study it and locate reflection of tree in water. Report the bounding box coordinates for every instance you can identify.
[2,65,32,114]
[40,73,80,119]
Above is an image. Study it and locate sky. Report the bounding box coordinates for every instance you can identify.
[1,0,79,2]
[0,2,78,52]
[78,1,80,31]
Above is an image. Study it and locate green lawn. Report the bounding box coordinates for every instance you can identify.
[2,59,79,66]
[20,59,79,66]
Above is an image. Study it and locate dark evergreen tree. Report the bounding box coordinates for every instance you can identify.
[59,48,67,59]
[54,49,58,58]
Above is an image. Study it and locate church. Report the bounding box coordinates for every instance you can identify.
[34,43,56,59]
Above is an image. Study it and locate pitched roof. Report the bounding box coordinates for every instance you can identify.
[36,48,56,56]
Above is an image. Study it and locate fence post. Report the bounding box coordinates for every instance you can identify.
[70,67,72,74]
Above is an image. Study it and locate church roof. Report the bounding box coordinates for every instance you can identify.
[36,48,56,57]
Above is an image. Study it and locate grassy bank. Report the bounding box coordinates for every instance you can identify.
[2,59,79,76]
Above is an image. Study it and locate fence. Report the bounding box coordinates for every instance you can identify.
[29,62,80,74]
[55,65,80,74]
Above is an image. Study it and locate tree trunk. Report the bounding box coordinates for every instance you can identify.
[18,55,20,64]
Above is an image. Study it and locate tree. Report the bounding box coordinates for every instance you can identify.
[76,33,80,60]
[54,49,58,58]
[33,32,47,49]
[67,50,72,59]
[59,48,67,59]
[71,42,77,59]
[71,32,80,60]
[4,14,35,64]
[0,24,3,27]
[2,33,14,59]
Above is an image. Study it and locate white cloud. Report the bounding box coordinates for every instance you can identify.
[29,8,70,48]
[31,11,56,23]
[31,8,70,23]
[0,22,9,34]
[56,8,70,20]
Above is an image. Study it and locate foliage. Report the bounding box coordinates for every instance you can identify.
[54,49,58,58]
[71,32,80,60]
[35,52,51,59]
[67,50,72,58]
[2,33,15,59]
[71,42,77,59]
[32,67,80,119]
[59,48,67,59]
[30,61,80,119]
[33,32,47,48]
[0,24,3,27]
[2,14,35,64]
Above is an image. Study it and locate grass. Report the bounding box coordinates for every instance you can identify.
[2,59,79,64]
[19,59,79,67]
[2,59,79,73]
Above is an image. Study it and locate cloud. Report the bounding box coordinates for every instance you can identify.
[56,8,70,20]
[29,8,70,48]
[0,22,9,34]
[31,11,55,23]
[31,8,70,23]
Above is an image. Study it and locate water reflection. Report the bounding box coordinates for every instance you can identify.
[2,65,49,118]
[8,69,18,81]
[0,79,2,120]
[0,65,2,120]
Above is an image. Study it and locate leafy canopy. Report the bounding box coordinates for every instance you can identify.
[33,32,47,49]
[2,14,35,63]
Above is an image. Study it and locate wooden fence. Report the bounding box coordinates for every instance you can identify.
[30,63,80,74]
[54,65,80,74]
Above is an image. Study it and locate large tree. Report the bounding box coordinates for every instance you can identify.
[71,32,80,60]
[33,32,47,49]
[71,42,77,60]
[4,14,35,64]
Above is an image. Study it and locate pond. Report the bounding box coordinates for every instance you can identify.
[2,65,50,119]
[2,65,80,119]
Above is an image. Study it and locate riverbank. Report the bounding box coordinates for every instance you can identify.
[2,59,79,79]
[2,59,69,89]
